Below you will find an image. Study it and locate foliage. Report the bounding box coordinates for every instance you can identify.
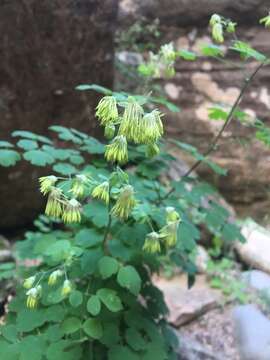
[0,12,269,360]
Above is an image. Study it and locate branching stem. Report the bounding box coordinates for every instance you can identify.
[161,61,265,202]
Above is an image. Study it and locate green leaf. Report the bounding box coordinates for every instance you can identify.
[0,150,21,167]
[23,150,54,166]
[75,83,112,95]
[97,288,123,312]
[178,49,197,61]
[201,44,224,57]
[16,309,46,332]
[230,41,267,62]
[49,126,82,144]
[80,248,103,274]
[61,317,81,334]
[12,130,52,144]
[208,106,228,121]
[126,328,147,351]
[52,162,77,175]
[82,318,103,339]
[108,345,139,360]
[98,256,119,279]
[69,290,83,308]
[80,137,105,154]
[75,228,103,248]
[17,139,38,150]
[0,141,14,148]
[83,201,109,228]
[117,265,141,296]
[19,335,46,360]
[1,325,17,343]
[45,240,71,262]
[87,295,101,316]
[46,340,82,360]
[100,323,120,346]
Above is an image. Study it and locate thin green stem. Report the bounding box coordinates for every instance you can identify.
[160,61,265,203]
[103,188,112,254]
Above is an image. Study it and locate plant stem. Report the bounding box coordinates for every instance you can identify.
[103,189,112,254]
[161,61,265,202]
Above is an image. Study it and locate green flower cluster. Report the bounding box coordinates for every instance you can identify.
[209,14,237,43]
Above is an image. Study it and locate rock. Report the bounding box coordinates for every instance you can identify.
[116,51,143,66]
[236,219,270,274]
[0,0,118,229]
[195,246,209,274]
[176,332,222,360]
[242,270,270,292]
[154,275,221,327]
[119,0,269,26]
[233,304,270,360]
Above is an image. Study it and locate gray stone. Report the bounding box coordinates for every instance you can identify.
[236,220,270,274]
[176,332,222,360]
[242,270,270,292]
[233,304,270,360]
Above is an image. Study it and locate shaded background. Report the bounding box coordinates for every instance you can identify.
[1,0,270,232]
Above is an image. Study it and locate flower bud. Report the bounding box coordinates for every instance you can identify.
[209,14,221,26]
[23,276,36,289]
[260,14,270,28]
[143,232,161,253]
[96,96,118,126]
[39,175,58,195]
[92,181,110,204]
[71,174,89,198]
[61,280,72,296]
[45,187,63,218]
[62,198,81,224]
[105,135,128,164]
[26,286,41,309]
[166,207,180,223]
[226,21,237,33]
[111,185,136,220]
[48,270,63,286]
[212,23,224,43]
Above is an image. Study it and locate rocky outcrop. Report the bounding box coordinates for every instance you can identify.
[0,0,118,229]
[119,0,269,26]
[118,1,270,218]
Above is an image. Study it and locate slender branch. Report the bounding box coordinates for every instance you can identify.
[161,61,265,202]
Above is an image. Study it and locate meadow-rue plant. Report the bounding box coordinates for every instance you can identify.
[0,13,268,359]
[260,12,270,28]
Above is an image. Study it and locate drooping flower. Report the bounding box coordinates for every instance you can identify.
[118,97,144,143]
[143,232,161,253]
[62,198,81,223]
[71,174,89,198]
[48,270,63,286]
[260,13,270,28]
[45,187,63,218]
[166,207,180,223]
[139,110,164,144]
[105,135,128,164]
[212,22,224,43]
[111,185,136,220]
[160,221,180,248]
[226,21,237,33]
[39,175,58,195]
[26,285,42,309]
[95,96,118,126]
[146,143,160,158]
[23,276,36,289]
[61,280,72,296]
[209,14,221,26]
[104,124,116,139]
[92,181,110,204]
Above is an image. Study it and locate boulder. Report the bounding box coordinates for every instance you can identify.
[119,0,269,26]
[242,270,270,292]
[0,0,118,229]
[154,274,221,327]
[233,304,270,360]
[236,219,270,274]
